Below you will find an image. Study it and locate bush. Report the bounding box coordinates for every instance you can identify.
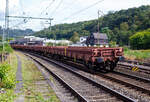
[0,43,13,53]
[109,41,117,47]
[0,63,10,81]
[4,43,13,53]
[0,63,15,88]
[123,46,129,52]
[0,89,16,102]
[130,28,150,49]
[124,49,150,60]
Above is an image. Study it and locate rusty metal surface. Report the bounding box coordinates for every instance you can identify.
[11,45,123,64]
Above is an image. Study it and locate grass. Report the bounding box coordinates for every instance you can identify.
[124,47,150,61]
[18,52,60,102]
[0,52,18,102]
[0,43,13,54]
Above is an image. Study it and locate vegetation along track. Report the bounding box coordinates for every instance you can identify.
[24,52,135,102]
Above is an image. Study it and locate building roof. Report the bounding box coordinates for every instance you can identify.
[80,36,88,38]
[92,33,108,39]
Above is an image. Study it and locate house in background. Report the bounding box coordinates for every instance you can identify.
[86,32,109,46]
[80,36,88,43]
[79,36,88,46]
[10,36,45,45]
[11,36,72,46]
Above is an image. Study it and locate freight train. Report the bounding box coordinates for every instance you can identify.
[11,45,124,71]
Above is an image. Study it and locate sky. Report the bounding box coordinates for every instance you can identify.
[0,0,150,31]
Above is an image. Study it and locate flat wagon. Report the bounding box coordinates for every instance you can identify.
[12,45,124,71]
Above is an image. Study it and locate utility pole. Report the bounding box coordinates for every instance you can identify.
[2,25,5,62]
[46,19,55,46]
[49,20,56,46]
[48,20,55,46]
[49,20,52,32]
[2,0,9,62]
[3,25,5,52]
[97,10,100,33]
[5,0,9,42]
[97,10,105,33]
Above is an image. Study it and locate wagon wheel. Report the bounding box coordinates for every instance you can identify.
[88,62,93,70]
[84,61,88,67]
[104,62,115,72]
[96,64,103,71]
[110,62,115,71]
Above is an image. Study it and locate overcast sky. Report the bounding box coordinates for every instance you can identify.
[0,0,150,31]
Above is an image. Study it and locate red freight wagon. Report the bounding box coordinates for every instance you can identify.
[11,45,124,71]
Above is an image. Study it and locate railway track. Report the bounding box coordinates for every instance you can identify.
[27,55,87,102]
[121,60,150,67]
[61,57,150,101]
[96,71,150,96]
[118,62,150,72]
[116,63,150,79]
[24,52,135,102]
[64,60,150,101]
[59,57,150,98]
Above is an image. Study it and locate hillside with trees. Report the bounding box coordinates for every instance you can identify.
[0,26,34,38]
[34,5,150,46]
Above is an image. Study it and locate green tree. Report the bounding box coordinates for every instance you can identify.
[109,41,117,47]
[70,32,79,43]
[0,36,2,42]
[120,22,129,31]
[119,22,130,45]
[101,27,116,41]
[130,28,150,49]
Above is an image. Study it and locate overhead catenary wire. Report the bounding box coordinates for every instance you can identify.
[9,0,26,31]
[10,19,28,28]
[6,0,55,32]
[19,0,25,15]
[52,0,79,16]
[50,0,63,16]
[61,0,105,22]
[39,0,55,16]
[38,0,55,31]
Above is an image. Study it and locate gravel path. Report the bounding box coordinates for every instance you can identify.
[33,59,75,102]
[15,55,24,102]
